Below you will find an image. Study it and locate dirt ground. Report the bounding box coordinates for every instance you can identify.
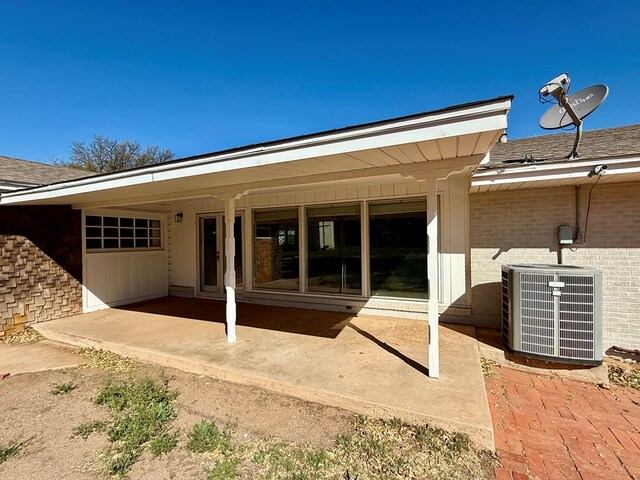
[0,363,355,480]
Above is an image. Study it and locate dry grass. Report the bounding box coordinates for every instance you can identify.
[480,357,499,377]
[0,327,44,344]
[73,348,137,373]
[608,365,640,390]
[189,415,496,480]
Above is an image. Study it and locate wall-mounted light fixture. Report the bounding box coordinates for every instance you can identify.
[174,212,183,223]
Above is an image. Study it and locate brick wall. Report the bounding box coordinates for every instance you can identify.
[469,182,640,351]
[0,206,83,337]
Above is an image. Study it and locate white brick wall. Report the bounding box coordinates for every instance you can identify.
[470,182,640,351]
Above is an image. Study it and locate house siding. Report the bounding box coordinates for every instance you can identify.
[168,175,471,318]
[470,182,640,351]
[0,206,83,336]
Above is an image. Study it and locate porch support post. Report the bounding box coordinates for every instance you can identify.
[427,178,439,378]
[224,196,237,343]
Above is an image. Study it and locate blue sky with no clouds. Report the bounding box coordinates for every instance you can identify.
[1,1,639,163]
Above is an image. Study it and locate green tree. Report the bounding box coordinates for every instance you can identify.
[56,135,175,173]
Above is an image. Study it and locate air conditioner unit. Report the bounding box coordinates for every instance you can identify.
[502,264,602,365]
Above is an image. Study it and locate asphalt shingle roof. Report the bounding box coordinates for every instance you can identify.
[0,155,94,187]
[490,124,640,164]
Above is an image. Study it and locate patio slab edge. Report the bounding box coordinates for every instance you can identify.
[34,322,494,450]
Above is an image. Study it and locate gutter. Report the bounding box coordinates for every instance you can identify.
[471,155,640,186]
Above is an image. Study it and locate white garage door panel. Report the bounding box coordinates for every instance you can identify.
[84,251,168,312]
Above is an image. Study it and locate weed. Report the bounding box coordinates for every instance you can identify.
[0,443,20,464]
[186,419,232,454]
[103,445,140,476]
[148,432,178,456]
[51,382,77,395]
[73,420,108,439]
[207,456,240,480]
[91,375,178,475]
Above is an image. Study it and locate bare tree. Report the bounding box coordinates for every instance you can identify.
[55,135,175,173]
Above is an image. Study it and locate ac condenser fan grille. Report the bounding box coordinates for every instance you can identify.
[559,275,595,360]
[520,273,555,356]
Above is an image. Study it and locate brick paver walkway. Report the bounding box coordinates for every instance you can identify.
[485,366,640,480]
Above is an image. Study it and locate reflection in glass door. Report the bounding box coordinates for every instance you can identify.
[307,204,362,294]
[199,217,218,293]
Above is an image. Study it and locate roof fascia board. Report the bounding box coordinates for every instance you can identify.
[152,115,506,182]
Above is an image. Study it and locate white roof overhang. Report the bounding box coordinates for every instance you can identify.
[471,155,640,192]
[1,96,512,207]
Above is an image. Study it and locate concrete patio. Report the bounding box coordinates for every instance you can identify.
[34,297,493,449]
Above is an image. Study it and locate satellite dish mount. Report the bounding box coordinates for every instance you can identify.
[539,73,609,159]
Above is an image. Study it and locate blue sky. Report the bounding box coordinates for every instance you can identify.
[1,1,639,163]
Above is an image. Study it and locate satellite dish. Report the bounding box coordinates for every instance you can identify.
[540,84,609,130]
[538,73,609,158]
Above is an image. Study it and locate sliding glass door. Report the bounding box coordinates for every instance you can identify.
[369,199,428,298]
[307,204,361,294]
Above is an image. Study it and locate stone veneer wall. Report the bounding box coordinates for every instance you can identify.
[469,182,640,351]
[0,206,83,338]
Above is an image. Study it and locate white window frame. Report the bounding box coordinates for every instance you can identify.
[84,210,165,253]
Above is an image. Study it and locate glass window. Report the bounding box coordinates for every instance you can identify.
[307,204,361,295]
[86,238,102,249]
[86,215,102,226]
[86,227,102,237]
[104,216,118,227]
[254,209,299,290]
[85,215,162,251]
[369,199,428,298]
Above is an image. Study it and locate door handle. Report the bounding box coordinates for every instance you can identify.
[216,251,220,261]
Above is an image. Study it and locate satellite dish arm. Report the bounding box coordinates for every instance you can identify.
[558,93,583,128]
[569,124,582,160]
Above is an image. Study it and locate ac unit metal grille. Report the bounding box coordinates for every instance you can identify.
[501,268,510,346]
[519,273,555,356]
[559,275,595,359]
